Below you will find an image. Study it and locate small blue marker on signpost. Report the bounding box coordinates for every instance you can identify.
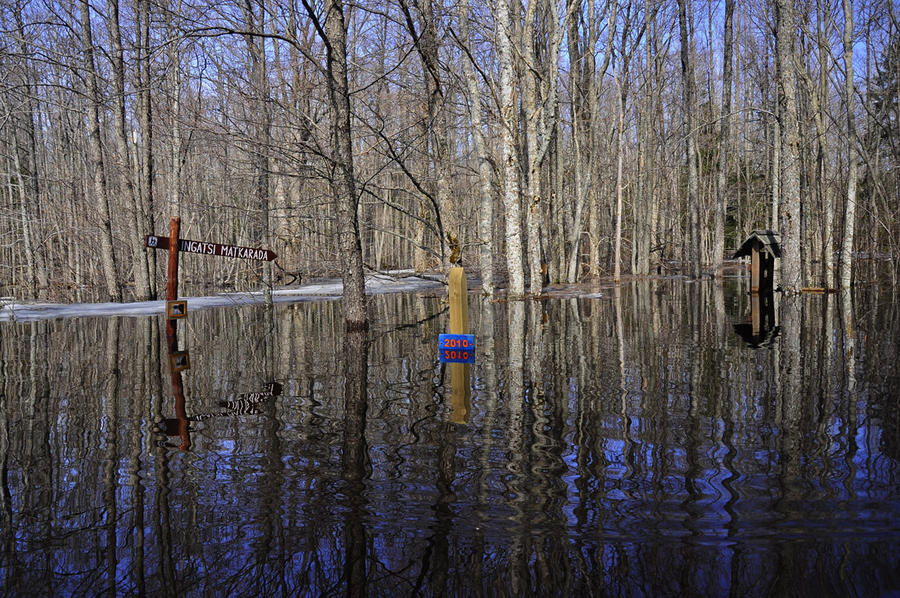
[439,334,476,364]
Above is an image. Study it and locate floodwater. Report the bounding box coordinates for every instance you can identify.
[1,278,899,596]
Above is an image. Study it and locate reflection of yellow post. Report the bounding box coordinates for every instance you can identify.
[449,267,471,423]
[451,364,471,424]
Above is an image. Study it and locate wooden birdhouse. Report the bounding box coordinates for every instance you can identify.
[733,230,781,294]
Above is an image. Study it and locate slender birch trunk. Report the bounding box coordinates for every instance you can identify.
[613,73,626,282]
[522,0,565,296]
[714,0,735,272]
[11,4,49,299]
[840,0,857,289]
[678,0,700,278]
[137,0,156,298]
[497,0,525,297]
[110,0,152,300]
[456,0,494,294]
[80,0,122,302]
[775,0,803,294]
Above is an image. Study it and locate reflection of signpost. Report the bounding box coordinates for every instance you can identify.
[439,334,476,364]
[170,351,190,373]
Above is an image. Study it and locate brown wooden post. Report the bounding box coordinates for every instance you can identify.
[448,267,471,423]
[166,217,181,301]
[165,217,182,377]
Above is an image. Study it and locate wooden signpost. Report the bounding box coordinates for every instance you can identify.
[146,235,277,262]
[147,217,277,450]
[146,217,278,305]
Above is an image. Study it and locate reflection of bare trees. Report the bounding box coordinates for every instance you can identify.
[1,287,900,593]
[341,329,369,596]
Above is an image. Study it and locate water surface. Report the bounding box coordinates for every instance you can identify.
[1,278,899,596]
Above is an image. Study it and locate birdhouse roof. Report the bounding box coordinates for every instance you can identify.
[733,230,782,259]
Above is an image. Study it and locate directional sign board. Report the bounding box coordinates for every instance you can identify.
[439,334,476,364]
[166,300,187,320]
[146,235,277,262]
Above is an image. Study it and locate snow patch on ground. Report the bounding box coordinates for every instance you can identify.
[1,270,446,322]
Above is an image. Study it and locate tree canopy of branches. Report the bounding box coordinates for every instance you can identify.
[2,0,899,302]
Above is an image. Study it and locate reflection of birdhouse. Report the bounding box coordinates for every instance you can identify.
[733,291,780,347]
[733,230,781,294]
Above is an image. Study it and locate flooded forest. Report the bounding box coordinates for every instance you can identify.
[2,280,900,594]
[3,0,900,595]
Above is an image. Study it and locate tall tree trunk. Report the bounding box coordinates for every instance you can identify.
[137,0,156,298]
[839,0,857,289]
[80,0,122,302]
[678,0,700,278]
[775,0,803,293]
[522,0,564,296]
[110,0,151,300]
[497,0,525,297]
[771,114,781,230]
[167,3,183,218]
[12,3,49,299]
[456,0,494,294]
[566,0,615,283]
[714,0,735,272]
[814,0,835,289]
[400,0,452,271]
[634,0,657,278]
[564,0,588,283]
[613,73,626,282]
[243,0,273,299]
[307,0,368,328]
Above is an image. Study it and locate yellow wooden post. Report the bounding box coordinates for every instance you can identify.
[448,267,471,423]
[449,267,469,334]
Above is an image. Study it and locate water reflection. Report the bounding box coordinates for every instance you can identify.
[1,280,899,595]
[733,290,780,347]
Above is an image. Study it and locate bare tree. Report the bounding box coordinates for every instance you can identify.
[678,0,700,278]
[455,0,495,295]
[109,0,152,300]
[8,2,49,299]
[839,0,857,289]
[775,0,803,293]
[522,0,566,296]
[302,0,367,328]
[80,0,122,301]
[714,0,735,272]
[497,0,525,297]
